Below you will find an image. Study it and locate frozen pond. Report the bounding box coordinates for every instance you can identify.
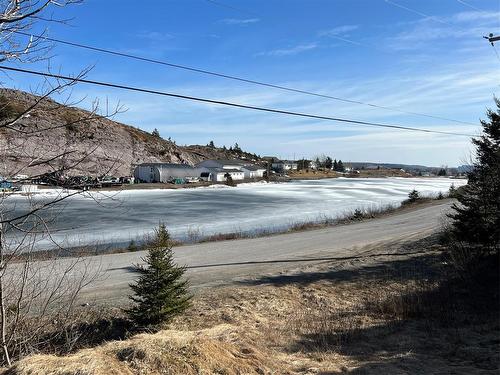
[4,177,466,250]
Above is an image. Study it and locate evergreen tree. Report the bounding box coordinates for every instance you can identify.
[234,143,242,153]
[333,159,338,171]
[224,173,235,186]
[407,189,420,203]
[208,140,215,148]
[449,99,500,251]
[325,156,333,170]
[152,128,160,138]
[337,160,345,172]
[298,159,310,170]
[438,168,447,176]
[127,223,191,327]
[315,157,321,168]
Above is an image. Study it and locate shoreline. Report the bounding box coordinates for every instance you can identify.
[6,175,465,196]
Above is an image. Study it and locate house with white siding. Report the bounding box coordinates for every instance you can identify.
[134,163,207,183]
[196,159,245,170]
[271,160,298,172]
[240,165,266,179]
[210,168,245,182]
[196,159,264,181]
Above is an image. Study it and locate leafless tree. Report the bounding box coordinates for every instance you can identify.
[0,0,123,366]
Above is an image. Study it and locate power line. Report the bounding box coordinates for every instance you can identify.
[385,0,483,33]
[11,30,477,126]
[456,0,485,12]
[0,65,475,137]
[384,0,451,26]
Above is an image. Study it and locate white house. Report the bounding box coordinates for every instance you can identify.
[210,168,245,182]
[133,163,207,183]
[240,165,266,179]
[195,159,264,181]
[196,159,245,170]
[271,160,298,172]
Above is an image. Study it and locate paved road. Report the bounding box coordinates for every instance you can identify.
[25,201,452,306]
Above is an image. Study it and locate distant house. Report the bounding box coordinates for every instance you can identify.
[210,168,245,182]
[240,164,266,179]
[196,159,265,181]
[196,159,246,170]
[271,160,298,172]
[133,163,207,183]
[262,156,279,163]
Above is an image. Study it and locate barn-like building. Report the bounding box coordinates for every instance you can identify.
[133,163,208,183]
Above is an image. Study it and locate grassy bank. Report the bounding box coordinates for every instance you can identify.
[5,234,498,374]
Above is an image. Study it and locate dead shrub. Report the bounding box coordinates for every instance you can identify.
[0,96,25,121]
[5,306,133,363]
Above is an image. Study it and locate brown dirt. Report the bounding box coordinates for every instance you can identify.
[287,169,413,180]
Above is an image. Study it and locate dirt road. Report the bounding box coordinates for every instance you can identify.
[28,201,452,305]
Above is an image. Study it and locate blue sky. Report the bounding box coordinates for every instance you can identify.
[3,0,500,166]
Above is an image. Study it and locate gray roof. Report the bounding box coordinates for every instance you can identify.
[137,163,194,169]
[241,165,265,171]
[210,159,247,165]
[272,160,298,164]
[209,168,244,173]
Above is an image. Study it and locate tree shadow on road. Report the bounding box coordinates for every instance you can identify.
[237,252,444,287]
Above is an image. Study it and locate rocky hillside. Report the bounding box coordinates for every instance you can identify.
[0,89,259,178]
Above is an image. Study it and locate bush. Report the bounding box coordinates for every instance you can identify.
[406,189,420,203]
[127,223,191,328]
[225,174,236,187]
[127,240,139,252]
[353,209,364,220]
[0,95,25,121]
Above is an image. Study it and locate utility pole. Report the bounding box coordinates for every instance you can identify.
[484,33,500,45]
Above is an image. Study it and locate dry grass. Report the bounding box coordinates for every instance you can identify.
[6,325,282,374]
[4,237,499,374]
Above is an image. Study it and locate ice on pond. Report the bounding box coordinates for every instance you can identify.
[5,177,467,250]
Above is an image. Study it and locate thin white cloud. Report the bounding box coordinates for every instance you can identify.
[136,31,174,42]
[386,10,499,51]
[318,24,359,37]
[256,43,318,57]
[220,18,260,25]
[452,10,500,22]
[61,44,496,166]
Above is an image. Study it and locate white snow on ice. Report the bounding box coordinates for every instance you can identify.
[4,177,467,250]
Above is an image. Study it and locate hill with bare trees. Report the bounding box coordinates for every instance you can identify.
[0,88,258,178]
